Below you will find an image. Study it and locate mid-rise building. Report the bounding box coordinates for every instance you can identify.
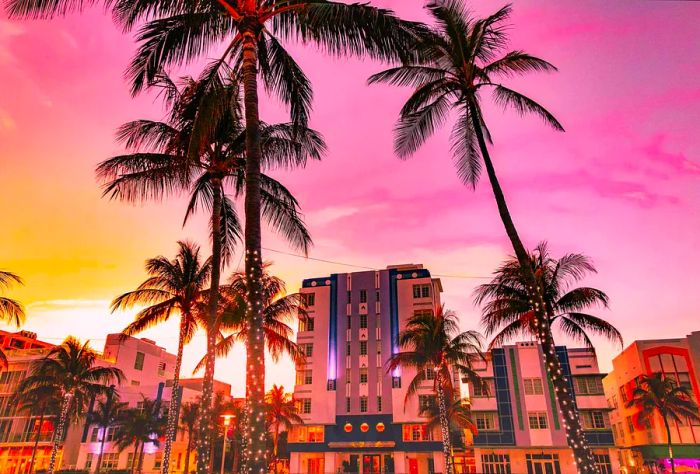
[288,264,463,474]
[469,342,618,474]
[603,332,700,473]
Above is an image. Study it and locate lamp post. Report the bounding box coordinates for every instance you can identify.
[220,414,234,474]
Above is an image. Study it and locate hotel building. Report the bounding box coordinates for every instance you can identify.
[469,342,618,474]
[288,264,467,474]
[603,332,700,473]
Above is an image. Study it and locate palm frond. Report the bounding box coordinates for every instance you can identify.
[491,85,564,131]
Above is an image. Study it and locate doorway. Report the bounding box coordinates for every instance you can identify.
[526,453,561,474]
[362,454,382,473]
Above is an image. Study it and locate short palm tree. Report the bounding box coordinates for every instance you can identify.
[193,267,305,373]
[111,240,212,469]
[11,383,61,474]
[367,2,615,469]
[0,270,26,369]
[475,242,622,349]
[96,69,323,473]
[90,389,125,473]
[422,393,477,449]
[387,306,484,474]
[113,396,166,474]
[627,373,700,474]
[265,385,302,472]
[179,401,200,474]
[17,337,124,474]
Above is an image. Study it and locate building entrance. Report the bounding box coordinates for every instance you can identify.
[526,453,562,474]
[362,454,382,473]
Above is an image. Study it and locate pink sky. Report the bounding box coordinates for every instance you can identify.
[1,1,700,396]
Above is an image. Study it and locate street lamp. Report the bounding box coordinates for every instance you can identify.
[220,414,234,474]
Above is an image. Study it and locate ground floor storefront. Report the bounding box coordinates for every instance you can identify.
[616,445,700,473]
[289,450,448,474]
[473,447,618,474]
[0,444,55,474]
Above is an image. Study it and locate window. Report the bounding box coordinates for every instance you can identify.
[528,412,548,430]
[626,415,635,433]
[296,370,312,386]
[304,292,315,307]
[106,427,117,442]
[582,411,609,430]
[412,284,431,299]
[594,454,613,474]
[481,454,511,474]
[360,290,367,303]
[299,316,314,332]
[308,426,324,442]
[346,397,351,413]
[347,316,352,330]
[360,314,368,329]
[575,376,604,395]
[85,453,94,469]
[297,398,311,414]
[90,427,99,442]
[346,343,352,356]
[523,378,544,395]
[377,396,382,412]
[360,368,368,384]
[360,396,368,413]
[418,395,436,413]
[376,290,380,302]
[158,361,166,376]
[154,453,163,469]
[392,376,401,388]
[360,341,367,355]
[302,343,313,357]
[130,380,140,386]
[619,385,629,403]
[346,368,351,384]
[134,351,145,370]
[472,379,494,398]
[347,291,351,304]
[127,453,134,470]
[424,367,435,381]
[100,453,119,470]
[402,424,431,442]
[474,412,499,431]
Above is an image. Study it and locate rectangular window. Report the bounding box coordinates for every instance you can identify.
[377,396,382,412]
[347,343,352,356]
[360,368,368,384]
[303,343,313,357]
[360,314,368,329]
[307,426,324,442]
[360,290,367,303]
[298,399,311,414]
[158,361,166,376]
[594,454,613,474]
[413,309,433,319]
[154,453,163,469]
[523,378,544,395]
[299,316,314,332]
[347,316,352,330]
[296,370,312,385]
[130,380,140,386]
[412,284,421,298]
[305,292,315,307]
[575,376,604,395]
[528,412,548,430]
[134,351,145,370]
[626,416,635,433]
[376,290,380,302]
[106,427,117,442]
[422,285,430,298]
[582,411,609,430]
[402,424,432,442]
[85,453,94,469]
[346,397,351,413]
[481,454,511,474]
[360,341,368,355]
[472,379,494,398]
[90,427,99,442]
[346,368,351,384]
[620,385,629,403]
[347,291,352,304]
[474,412,499,432]
[424,367,435,381]
[360,396,368,413]
[100,453,119,470]
[127,453,134,470]
[418,395,436,413]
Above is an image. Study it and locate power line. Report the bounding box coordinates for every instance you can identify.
[261,247,492,280]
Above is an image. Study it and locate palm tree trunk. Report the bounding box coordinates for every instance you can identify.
[47,393,71,474]
[241,25,268,474]
[184,435,193,474]
[273,426,279,474]
[467,102,598,473]
[27,411,45,474]
[131,441,140,474]
[196,180,223,474]
[662,414,675,474]
[436,378,454,474]
[163,315,187,474]
[137,440,146,474]
[96,424,107,473]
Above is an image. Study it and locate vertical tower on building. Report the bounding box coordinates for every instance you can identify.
[288,264,457,474]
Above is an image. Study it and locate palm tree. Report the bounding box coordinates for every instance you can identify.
[17,337,124,474]
[193,266,305,374]
[90,388,125,473]
[265,385,302,473]
[11,383,61,474]
[0,270,26,369]
[422,393,478,450]
[387,306,484,474]
[113,396,166,474]
[111,240,212,470]
[475,242,622,350]
[627,373,700,474]
[96,69,323,473]
[367,2,612,470]
[179,401,199,474]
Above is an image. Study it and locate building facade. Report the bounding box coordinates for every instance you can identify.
[288,264,463,474]
[469,342,618,474]
[603,332,700,473]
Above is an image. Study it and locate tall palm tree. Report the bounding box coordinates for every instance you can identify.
[179,401,199,474]
[90,389,125,474]
[367,2,613,470]
[111,240,212,470]
[96,69,323,473]
[11,383,61,474]
[265,385,302,472]
[113,396,166,474]
[387,306,484,474]
[627,373,700,474]
[474,242,622,350]
[193,266,305,373]
[17,338,124,474]
[0,270,26,369]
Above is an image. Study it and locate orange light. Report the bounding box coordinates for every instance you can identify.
[376,422,385,432]
[344,423,353,432]
[360,423,369,432]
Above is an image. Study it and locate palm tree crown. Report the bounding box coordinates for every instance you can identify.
[475,242,622,350]
[265,384,302,461]
[0,270,26,369]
